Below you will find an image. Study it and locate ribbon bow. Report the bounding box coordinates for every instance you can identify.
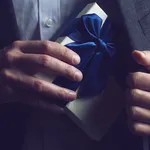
[53,13,116,99]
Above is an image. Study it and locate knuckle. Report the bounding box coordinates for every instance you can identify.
[33,80,44,93]
[1,69,10,80]
[4,51,14,62]
[131,89,139,97]
[57,88,66,100]
[131,123,140,134]
[1,69,7,76]
[131,123,148,135]
[64,65,74,77]
[131,72,141,87]
[39,55,50,67]
[130,106,139,119]
[130,89,140,100]
[61,46,69,57]
[42,40,50,52]
[12,41,21,48]
[127,89,143,104]
[129,89,144,105]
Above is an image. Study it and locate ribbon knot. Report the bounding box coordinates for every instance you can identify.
[95,38,107,52]
[53,13,116,101]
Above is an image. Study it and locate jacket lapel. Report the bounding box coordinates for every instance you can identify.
[135,0,150,43]
[0,1,19,49]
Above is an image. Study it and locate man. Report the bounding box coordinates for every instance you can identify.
[0,0,150,150]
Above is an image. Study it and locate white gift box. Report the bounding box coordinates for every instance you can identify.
[35,2,124,141]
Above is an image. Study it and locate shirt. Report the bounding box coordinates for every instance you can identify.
[12,0,94,40]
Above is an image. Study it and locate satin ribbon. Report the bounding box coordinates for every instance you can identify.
[53,14,116,98]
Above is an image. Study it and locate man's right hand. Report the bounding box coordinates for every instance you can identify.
[0,40,83,111]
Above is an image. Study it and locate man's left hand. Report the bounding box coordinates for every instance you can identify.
[126,50,150,136]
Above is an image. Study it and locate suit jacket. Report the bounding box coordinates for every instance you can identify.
[0,0,149,150]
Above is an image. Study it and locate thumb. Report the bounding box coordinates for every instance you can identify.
[132,50,150,66]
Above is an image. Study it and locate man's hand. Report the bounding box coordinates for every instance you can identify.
[126,50,150,135]
[0,40,83,111]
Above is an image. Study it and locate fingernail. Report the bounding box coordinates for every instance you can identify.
[72,55,80,65]
[132,50,145,65]
[68,90,76,96]
[66,90,76,101]
[74,71,82,82]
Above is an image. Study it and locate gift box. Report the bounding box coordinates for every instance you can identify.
[35,2,124,141]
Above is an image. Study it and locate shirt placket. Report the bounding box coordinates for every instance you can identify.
[39,0,60,40]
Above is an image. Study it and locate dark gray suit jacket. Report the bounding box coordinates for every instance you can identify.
[0,0,149,150]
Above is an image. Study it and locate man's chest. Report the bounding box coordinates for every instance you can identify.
[11,0,95,40]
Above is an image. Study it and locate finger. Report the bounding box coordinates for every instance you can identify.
[0,69,77,101]
[129,122,150,136]
[12,53,83,82]
[0,85,64,113]
[132,50,150,68]
[127,72,150,91]
[128,106,150,124]
[3,47,82,80]
[126,89,150,109]
[12,40,80,65]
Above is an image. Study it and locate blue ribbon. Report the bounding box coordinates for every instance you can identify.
[53,14,116,98]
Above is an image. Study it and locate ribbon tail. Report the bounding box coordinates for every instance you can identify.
[78,52,112,97]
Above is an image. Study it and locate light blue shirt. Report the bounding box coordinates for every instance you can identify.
[12,0,94,40]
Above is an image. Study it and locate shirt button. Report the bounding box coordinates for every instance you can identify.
[45,18,53,27]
